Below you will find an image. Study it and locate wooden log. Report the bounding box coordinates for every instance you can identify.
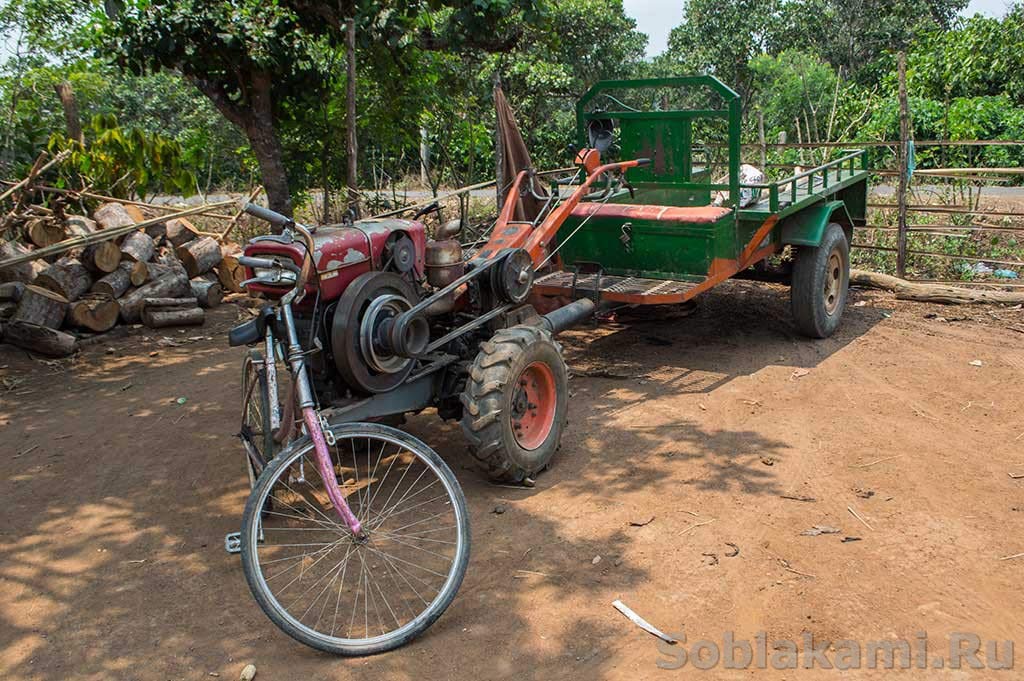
[118,270,189,323]
[176,236,222,278]
[142,297,196,310]
[0,281,25,302]
[129,260,147,285]
[26,218,66,248]
[35,257,92,302]
[81,241,121,273]
[215,245,246,293]
[851,269,1024,304]
[0,240,46,283]
[190,278,223,308]
[123,204,148,223]
[142,306,205,328]
[11,285,68,328]
[92,261,145,298]
[0,200,234,270]
[3,321,78,356]
[120,231,155,262]
[165,217,199,248]
[65,215,97,238]
[93,202,136,231]
[66,295,120,332]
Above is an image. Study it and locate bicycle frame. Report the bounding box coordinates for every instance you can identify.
[240,208,365,537]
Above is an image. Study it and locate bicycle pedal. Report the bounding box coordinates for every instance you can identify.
[224,532,242,554]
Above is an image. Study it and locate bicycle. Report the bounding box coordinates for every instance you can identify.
[227,203,470,655]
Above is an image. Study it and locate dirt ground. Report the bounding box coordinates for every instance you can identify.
[2,282,1023,681]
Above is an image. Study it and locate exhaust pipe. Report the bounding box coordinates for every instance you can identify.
[541,298,595,335]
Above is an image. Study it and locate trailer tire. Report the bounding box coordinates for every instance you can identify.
[460,325,568,483]
[791,222,849,338]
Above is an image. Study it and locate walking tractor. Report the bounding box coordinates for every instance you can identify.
[226,76,869,656]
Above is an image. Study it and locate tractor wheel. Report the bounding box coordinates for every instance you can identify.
[460,325,569,483]
[790,222,850,339]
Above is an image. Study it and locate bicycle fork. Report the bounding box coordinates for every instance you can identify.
[281,303,364,537]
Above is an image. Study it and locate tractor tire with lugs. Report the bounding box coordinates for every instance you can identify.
[460,324,568,483]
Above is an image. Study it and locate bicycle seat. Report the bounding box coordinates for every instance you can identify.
[228,306,276,347]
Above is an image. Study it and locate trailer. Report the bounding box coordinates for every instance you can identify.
[518,76,870,338]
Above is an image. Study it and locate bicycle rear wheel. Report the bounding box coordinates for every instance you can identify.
[240,422,470,656]
[240,351,275,486]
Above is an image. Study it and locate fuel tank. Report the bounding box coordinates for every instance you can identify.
[243,219,426,302]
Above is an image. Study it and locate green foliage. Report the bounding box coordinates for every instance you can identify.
[903,11,1024,102]
[47,114,196,199]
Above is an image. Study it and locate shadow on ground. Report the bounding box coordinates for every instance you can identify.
[0,281,883,680]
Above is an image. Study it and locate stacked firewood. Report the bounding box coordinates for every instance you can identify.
[0,201,246,357]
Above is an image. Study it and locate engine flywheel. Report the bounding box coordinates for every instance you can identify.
[331,271,420,394]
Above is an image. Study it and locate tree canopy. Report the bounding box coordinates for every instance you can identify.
[1,0,1022,213]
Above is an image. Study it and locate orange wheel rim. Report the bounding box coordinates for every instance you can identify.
[511,362,557,450]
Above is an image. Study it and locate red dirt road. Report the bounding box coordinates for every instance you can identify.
[2,282,1023,680]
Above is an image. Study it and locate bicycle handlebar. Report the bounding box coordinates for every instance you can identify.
[239,200,316,304]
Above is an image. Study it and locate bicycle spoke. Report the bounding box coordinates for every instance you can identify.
[245,429,465,651]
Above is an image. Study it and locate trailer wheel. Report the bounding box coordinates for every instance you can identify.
[791,222,849,338]
[460,325,568,482]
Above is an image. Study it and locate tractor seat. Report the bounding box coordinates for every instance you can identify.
[570,202,732,224]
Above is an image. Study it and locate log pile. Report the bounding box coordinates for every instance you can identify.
[1,197,234,356]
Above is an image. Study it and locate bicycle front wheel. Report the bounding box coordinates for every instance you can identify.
[240,422,470,656]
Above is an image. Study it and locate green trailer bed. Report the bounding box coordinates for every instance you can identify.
[533,75,868,337]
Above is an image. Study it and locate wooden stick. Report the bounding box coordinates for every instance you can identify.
[0,200,234,270]
[0,182,235,220]
[851,455,904,468]
[218,186,262,241]
[999,552,1024,561]
[677,518,715,536]
[0,151,70,204]
[848,506,873,531]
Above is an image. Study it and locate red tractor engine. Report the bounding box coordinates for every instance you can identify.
[243,219,426,305]
[242,218,431,403]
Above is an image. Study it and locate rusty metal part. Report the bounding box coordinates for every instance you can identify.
[425,239,464,288]
[436,219,463,240]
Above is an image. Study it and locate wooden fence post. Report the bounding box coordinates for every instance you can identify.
[896,52,911,278]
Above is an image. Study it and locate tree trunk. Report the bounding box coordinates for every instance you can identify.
[142,306,205,328]
[850,269,1024,305]
[190,71,292,218]
[118,270,190,323]
[120,231,155,262]
[346,17,359,216]
[35,257,92,301]
[3,321,78,356]
[176,236,222,278]
[54,81,84,144]
[191,278,223,308]
[67,295,120,332]
[12,285,68,328]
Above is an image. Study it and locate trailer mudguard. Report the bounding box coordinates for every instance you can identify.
[778,200,853,247]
